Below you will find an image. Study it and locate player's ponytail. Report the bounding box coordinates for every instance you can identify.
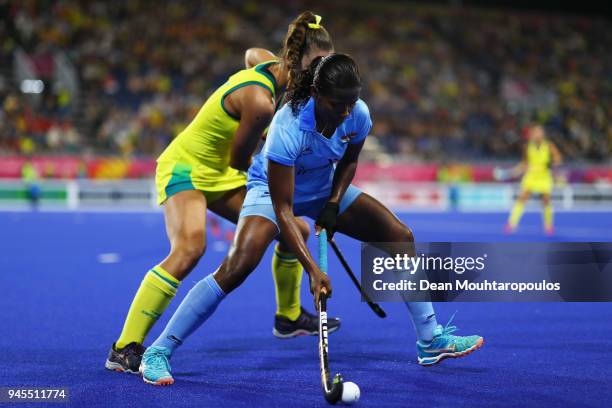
[281,12,333,93]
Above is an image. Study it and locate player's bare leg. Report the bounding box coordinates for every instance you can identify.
[209,188,334,337]
[140,215,278,385]
[334,193,483,365]
[106,190,207,374]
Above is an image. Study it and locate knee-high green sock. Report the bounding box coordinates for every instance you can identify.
[116,265,180,349]
[543,204,553,229]
[508,201,525,228]
[272,244,302,321]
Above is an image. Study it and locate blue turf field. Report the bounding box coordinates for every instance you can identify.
[1,210,611,407]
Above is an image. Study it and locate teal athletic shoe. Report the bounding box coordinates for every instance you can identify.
[417,315,484,366]
[140,346,174,385]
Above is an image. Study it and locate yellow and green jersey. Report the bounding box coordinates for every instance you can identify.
[525,140,551,177]
[155,61,278,204]
[158,61,278,170]
[521,140,553,194]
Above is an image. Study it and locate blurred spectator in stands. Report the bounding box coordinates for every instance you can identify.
[1,0,609,163]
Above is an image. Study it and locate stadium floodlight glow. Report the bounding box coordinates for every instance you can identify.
[20,79,44,94]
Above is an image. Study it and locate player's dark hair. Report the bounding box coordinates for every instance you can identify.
[287,53,361,115]
[280,11,333,93]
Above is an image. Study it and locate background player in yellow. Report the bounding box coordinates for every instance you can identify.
[504,124,563,235]
[105,12,340,374]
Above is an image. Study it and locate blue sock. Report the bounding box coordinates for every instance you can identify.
[405,302,437,343]
[152,274,226,354]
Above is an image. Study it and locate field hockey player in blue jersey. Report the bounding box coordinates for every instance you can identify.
[140,53,484,385]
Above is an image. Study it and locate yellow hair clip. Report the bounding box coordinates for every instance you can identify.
[308,15,322,29]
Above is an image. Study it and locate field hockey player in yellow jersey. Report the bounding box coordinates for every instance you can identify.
[505,124,563,235]
[105,12,340,374]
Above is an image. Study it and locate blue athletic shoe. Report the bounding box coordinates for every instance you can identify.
[140,346,174,385]
[417,316,483,366]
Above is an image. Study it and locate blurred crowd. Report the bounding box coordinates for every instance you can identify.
[0,0,611,162]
